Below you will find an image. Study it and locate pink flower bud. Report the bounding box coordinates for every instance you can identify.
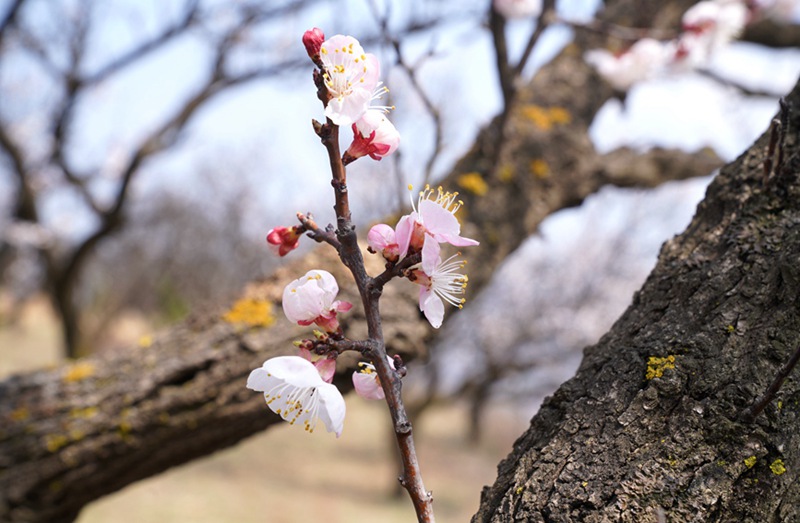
[267,226,302,256]
[302,27,325,62]
[367,223,400,262]
[342,110,400,165]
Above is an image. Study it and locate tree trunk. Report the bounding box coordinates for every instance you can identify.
[472,81,800,523]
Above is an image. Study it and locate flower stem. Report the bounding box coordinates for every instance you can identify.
[319,120,435,523]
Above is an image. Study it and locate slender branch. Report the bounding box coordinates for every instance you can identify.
[512,0,556,78]
[560,15,678,42]
[740,343,800,423]
[315,76,435,520]
[488,5,514,109]
[297,212,341,250]
[0,0,25,46]
[367,0,443,185]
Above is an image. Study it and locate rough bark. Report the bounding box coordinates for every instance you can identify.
[471,80,800,523]
[0,1,725,520]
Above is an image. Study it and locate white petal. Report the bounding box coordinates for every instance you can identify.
[316,382,346,437]
[246,367,273,392]
[263,356,324,388]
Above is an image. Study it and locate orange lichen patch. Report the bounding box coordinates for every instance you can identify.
[530,159,550,179]
[645,355,676,380]
[63,361,96,383]
[138,334,153,348]
[10,406,29,422]
[521,105,573,131]
[498,164,515,182]
[223,298,276,328]
[457,172,489,196]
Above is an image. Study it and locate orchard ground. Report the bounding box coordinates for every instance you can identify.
[0,296,529,523]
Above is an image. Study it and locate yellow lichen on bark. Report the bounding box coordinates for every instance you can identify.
[63,361,96,383]
[530,159,550,179]
[770,459,786,475]
[521,105,572,131]
[457,172,489,196]
[223,298,276,328]
[645,355,676,380]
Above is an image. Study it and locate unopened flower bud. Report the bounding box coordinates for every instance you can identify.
[267,226,302,256]
[302,27,325,65]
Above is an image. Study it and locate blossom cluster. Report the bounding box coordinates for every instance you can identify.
[368,185,478,328]
[252,30,478,439]
[584,0,798,91]
[304,28,400,163]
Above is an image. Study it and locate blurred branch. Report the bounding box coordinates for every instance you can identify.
[367,0,443,185]
[0,0,25,45]
[696,68,788,98]
[741,18,800,49]
[82,0,200,86]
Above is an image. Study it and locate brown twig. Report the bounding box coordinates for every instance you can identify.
[312,59,435,521]
[763,97,789,182]
[740,343,800,423]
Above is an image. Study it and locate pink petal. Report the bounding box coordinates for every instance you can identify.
[421,238,440,275]
[315,357,337,384]
[395,214,414,258]
[419,287,444,328]
[352,370,385,400]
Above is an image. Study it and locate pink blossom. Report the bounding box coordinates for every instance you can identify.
[396,185,479,260]
[677,0,749,66]
[343,109,400,164]
[248,356,346,436]
[585,38,674,91]
[352,358,396,400]
[367,223,401,262]
[411,253,468,329]
[319,35,380,126]
[302,27,325,62]
[493,0,542,19]
[267,226,302,256]
[282,270,353,332]
[353,362,383,400]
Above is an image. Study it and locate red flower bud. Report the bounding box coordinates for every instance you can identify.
[302,27,325,63]
[267,226,302,256]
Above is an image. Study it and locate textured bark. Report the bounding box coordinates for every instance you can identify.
[0,1,724,520]
[471,80,800,523]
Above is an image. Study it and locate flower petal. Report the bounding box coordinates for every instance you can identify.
[419,287,444,328]
[421,237,440,275]
[353,369,385,400]
[316,382,346,437]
